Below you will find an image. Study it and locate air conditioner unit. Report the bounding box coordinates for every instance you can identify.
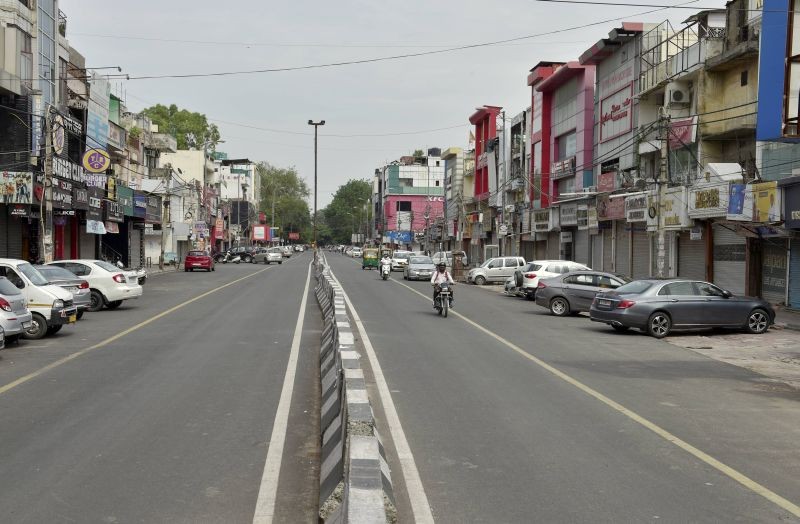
[667,82,690,107]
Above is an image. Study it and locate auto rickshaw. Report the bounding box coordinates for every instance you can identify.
[362,248,379,270]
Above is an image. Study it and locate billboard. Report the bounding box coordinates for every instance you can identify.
[252,226,267,241]
[757,0,795,140]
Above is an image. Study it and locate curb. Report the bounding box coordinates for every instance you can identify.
[314,256,396,523]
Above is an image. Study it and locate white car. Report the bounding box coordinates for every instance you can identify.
[48,259,143,312]
[391,251,412,271]
[515,260,591,300]
[351,247,363,258]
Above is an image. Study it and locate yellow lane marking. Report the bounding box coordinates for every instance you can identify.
[0,266,273,397]
[389,277,800,518]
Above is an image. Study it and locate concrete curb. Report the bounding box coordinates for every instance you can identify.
[314,255,396,523]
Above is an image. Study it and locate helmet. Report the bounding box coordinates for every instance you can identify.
[437,262,446,269]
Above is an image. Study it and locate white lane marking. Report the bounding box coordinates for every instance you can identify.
[252,262,312,524]
[390,278,800,519]
[326,265,435,524]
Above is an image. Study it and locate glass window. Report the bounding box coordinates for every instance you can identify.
[557,131,577,160]
[697,282,726,297]
[0,267,25,289]
[36,265,76,280]
[597,275,619,289]
[528,263,543,271]
[0,276,22,295]
[658,281,698,296]
[615,281,653,294]
[504,258,518,267]
[64,263,90,276]
[94,260,120,273]
[565,274,595,286]
[410,257,433,264]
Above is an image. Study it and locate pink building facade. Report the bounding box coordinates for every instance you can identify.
[383,195,444,233]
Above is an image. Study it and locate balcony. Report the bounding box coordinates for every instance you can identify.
[58,10,67,37]
[145,132,178,153]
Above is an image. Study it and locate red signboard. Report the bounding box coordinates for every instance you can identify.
[288,232,300,240]
[598,171,617,193]
[258,211,266,224]
[669,117,698,149]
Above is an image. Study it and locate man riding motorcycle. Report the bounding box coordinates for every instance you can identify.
[430,262,455,308]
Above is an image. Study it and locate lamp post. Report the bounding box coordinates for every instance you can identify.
[308,119,325,259]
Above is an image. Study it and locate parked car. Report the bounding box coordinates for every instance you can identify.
[48,259,143,312]
[0,275,33,345]
[184,250,215,272]
[254,247,283,264]
[0,259,76,339]
[227,246,257,263]
[590,279,775,338]
[35,265,92,319]
[391,251,412,271]
[514,260,592,300]
[466,256,526,285]
[535,271,631,316]
[404,256,436,281]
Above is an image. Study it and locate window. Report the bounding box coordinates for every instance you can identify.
[557,131,577,160]
[740,70,748,87]
[615,281,653,294]
[547,264,567,274]
[435,180,440,186]
[697,282,726,297]
[0,267,25,289]
[0,277,22,295]
[658,281,698,296]
[396,201,411,212]
[597,275,630,289]
[565,274,596,286]
[65,263,91,276]
[504,258,519,267]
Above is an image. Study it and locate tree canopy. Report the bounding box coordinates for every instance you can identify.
[141,104,221,150]
[322,179,372,244]
[257,162,312,242]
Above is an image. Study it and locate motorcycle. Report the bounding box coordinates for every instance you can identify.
[380,260,391,280]
[220,251,241,264]
[434,282,453,318]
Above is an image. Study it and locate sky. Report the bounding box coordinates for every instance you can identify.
[61,0,721,208]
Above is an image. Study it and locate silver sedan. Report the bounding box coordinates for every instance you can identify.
[535,271,630,316]
[404,256,436,281]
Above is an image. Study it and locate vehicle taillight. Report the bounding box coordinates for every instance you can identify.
[524,273,536,279]
[0,298,11,312]
[537,281,547,289]
[112,273,125,283]
[616,299,636,309]
[79,281,89,289]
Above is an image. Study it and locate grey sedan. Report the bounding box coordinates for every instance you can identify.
[535,271,630,316]
[35,265,92,319]
[404,256,436,281]
[590,279,775,338]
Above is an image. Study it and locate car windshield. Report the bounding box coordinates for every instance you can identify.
[18,263,50,286]
[0,277,21,295]
[410,257,433,265]
[480,259,495,268]
[614,281,653,294]
[36,266,77,280]
[94,260,122,273]
[395,253,410,260]
[528,263,543,271]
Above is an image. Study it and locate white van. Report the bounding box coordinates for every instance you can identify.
[0,259,78,339]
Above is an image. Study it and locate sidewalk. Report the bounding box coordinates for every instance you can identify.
[774,306,800,332]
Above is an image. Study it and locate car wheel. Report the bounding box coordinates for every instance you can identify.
[514,271,523,288]
[212,266,215,271]
[279,261,282,264]
[612,325,630,333]
[746,308,770,334]
[23,313,48,340]
[46,325,62,335]
[474,275,486,286]
[550,297,570,317]
[76,310,84,320]
[107,300,123,310]
[88,290,105,312]
[647,312,671,339]
[244,256,252,263]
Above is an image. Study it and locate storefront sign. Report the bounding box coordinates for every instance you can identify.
[560,202,578,226]
[214,217,224,237]
[52,114,65,156]
[784,182,800,229]
[117,185,134,216]
[1,172,33,204]
[252,226,267,241]
[560,231,573,243]
[86,73,110,151]
[625,193,648,222]
[752,181,780,222]
[598,171,617,193]
[577,204,589,230]
[104,199,124,222]
[727,183,754,221]
[52,177,73,209]
[52,157,84,183]
[133,192,147,219]
[660,187,691,230]
[86,219,106,235]
[83,148,111,173]
[669,117,698,149]
[146,195,162,224]
[107,176,117,201]
[107,122,126,151]
[104,221,120,234]
[597,194,625,220]
[587,205,598,231]
[600,84,633,142]
[83,172,107,188]
[72,185,89,211]
[533,208,556,232]
[689,183,729,218]
[10,204,29,217]
[87,187,104,222]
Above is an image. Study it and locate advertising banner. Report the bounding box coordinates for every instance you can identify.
[689,183,728,218]
[0,172,33,204]
[669,117,698,149]
[560,202,578,226]
[388,230,413,243]
[600,84,634,142]
[104,199,124,223]
[52,177,74,209]
[86,220,106,235]
[660,187,691,230]
[597,194,625,220]
[72,185,89,211]
[625,193,648,222]
[87,187,104,222]
[252,226,267,241]
[727,183,754,221]
[86,73,110,152]
[133,192,147,219]
[598,171,617,193]
[117,185,134,216]
[577,204,589,230]
[289,232,300,240]
[752,181,781,222]
[145,195,162,224]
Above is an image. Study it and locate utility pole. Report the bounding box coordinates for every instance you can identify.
[159,166,170,270]
[656,108,670,278]
[500,110,507,257]
[308,120,325,259]
[42,106,53,263]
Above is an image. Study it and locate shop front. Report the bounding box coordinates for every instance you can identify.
[1,171,35,259]
[780,177,800,309]
[597,194,625,273]
[559,202,578,261]
[624,192,650,279]
[130,191,147,267]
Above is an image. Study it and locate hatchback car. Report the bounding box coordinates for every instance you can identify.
[467,257,526,285]
[254,247,283,264]
[48,260,143,312]
[0,275,33,344]
[35,265,91,319]
[184,250,215,272]
[535,271,630,316]
[404,256,436,281]
[514,260,591,300]
[590,279,775,338]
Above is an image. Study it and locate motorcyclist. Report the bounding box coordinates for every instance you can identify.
[430,262,455,307]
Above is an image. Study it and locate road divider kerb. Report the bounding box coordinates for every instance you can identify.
[389,277,800,519]
[0,265,274,398]
[314,255,399,523]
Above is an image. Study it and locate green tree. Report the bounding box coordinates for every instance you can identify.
[141,104,221,150]
[257,162,312,241]
[322,179,372,244]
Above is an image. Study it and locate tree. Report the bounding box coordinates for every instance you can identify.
[141,104,221,150]
[413,149,424,157]
[257,162,312,241]
[322,179,372,244]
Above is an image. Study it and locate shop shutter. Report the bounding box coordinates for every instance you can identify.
[789,239,800,309]
[632,229,650,279]
[129,228,143,267]
[677,231,705,281]
[602,227,613,272]
[547,232,560,259]
[0,210,8,257]
[575,229,590,266]
[713,223,745,295]
[762,239,788,304]
[535,238,547,260]
[651,232,672,277]
[521,241,536,262]
[615,222,630,277]
[5,215,24,259]
[591,233,602,270]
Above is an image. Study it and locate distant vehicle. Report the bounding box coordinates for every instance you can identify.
[35,265,92,319]
[391,251,412,271]
[404,256,436,281]
[590,279,775,338]
[184,250,215,272]
[48,259,143,313]
[535,271,630,316]
[0,275,33,345]
[467,256,526,285]
[351,247,363,258]
[281,246,293,258]
[514,260,592,300]
[253,247,283,264]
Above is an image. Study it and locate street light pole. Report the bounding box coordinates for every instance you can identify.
[308,119,325,259]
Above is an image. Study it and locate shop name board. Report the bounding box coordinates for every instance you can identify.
[600,84,633,142]
[552,157,576,180]
[53,157,84,183]
[660,187,690,230]
[597,194,625,220]
[577,205,589,230]
[52,178,73,208]
[625,194,648,222]
[689,183,729,218]
[560,202,578,226]
[533,209,551,231]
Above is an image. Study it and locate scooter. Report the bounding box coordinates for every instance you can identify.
[221,251,242,264]
[434,282,453,318]
[380,260,391,280]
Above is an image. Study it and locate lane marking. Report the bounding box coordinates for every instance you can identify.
[326,265,435,524]
[252,262,312,524]
[0,266,274,397]
[389,277,800,518]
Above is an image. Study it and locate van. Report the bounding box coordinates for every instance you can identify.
[0,259,78,339]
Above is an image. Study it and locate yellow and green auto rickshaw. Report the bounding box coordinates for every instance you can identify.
[362,248,379,270]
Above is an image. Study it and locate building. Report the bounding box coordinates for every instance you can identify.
[466,105,503,262]
[441,147,470,251]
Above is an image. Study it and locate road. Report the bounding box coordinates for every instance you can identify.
[326,253,800,523]
[0,253,319,523]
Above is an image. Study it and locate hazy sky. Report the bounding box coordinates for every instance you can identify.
[61,0,715,207]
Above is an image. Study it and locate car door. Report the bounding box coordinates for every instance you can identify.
[502,258,520,279]
[695,281,747,326]
[484,258,503,282]
[562,274,598,311]
[656,281,706,327]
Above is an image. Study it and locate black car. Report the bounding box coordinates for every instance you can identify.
[590,279,775,338]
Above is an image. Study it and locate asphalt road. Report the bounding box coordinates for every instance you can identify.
[0,253,319,523]
[327,253,800,523]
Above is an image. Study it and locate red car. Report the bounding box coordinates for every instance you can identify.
[184,251,215,272]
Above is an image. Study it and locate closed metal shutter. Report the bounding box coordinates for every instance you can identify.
[535,239,547,260]
[632,229,650,279]
[678,230,705,280]
[615,222,630,278]
[129,228,143,267]
[789,239,800,309]
[0,209,8,257]
[79,227,96,258]
[713,223,745,295]
[547,232,559,259]
[575,229,589,266]
[591,233,602,270]
[651,232,672,277]
[762,239,788,304]
[5,214,24,258]
[521,241,535,262]
[602,227,613,272]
